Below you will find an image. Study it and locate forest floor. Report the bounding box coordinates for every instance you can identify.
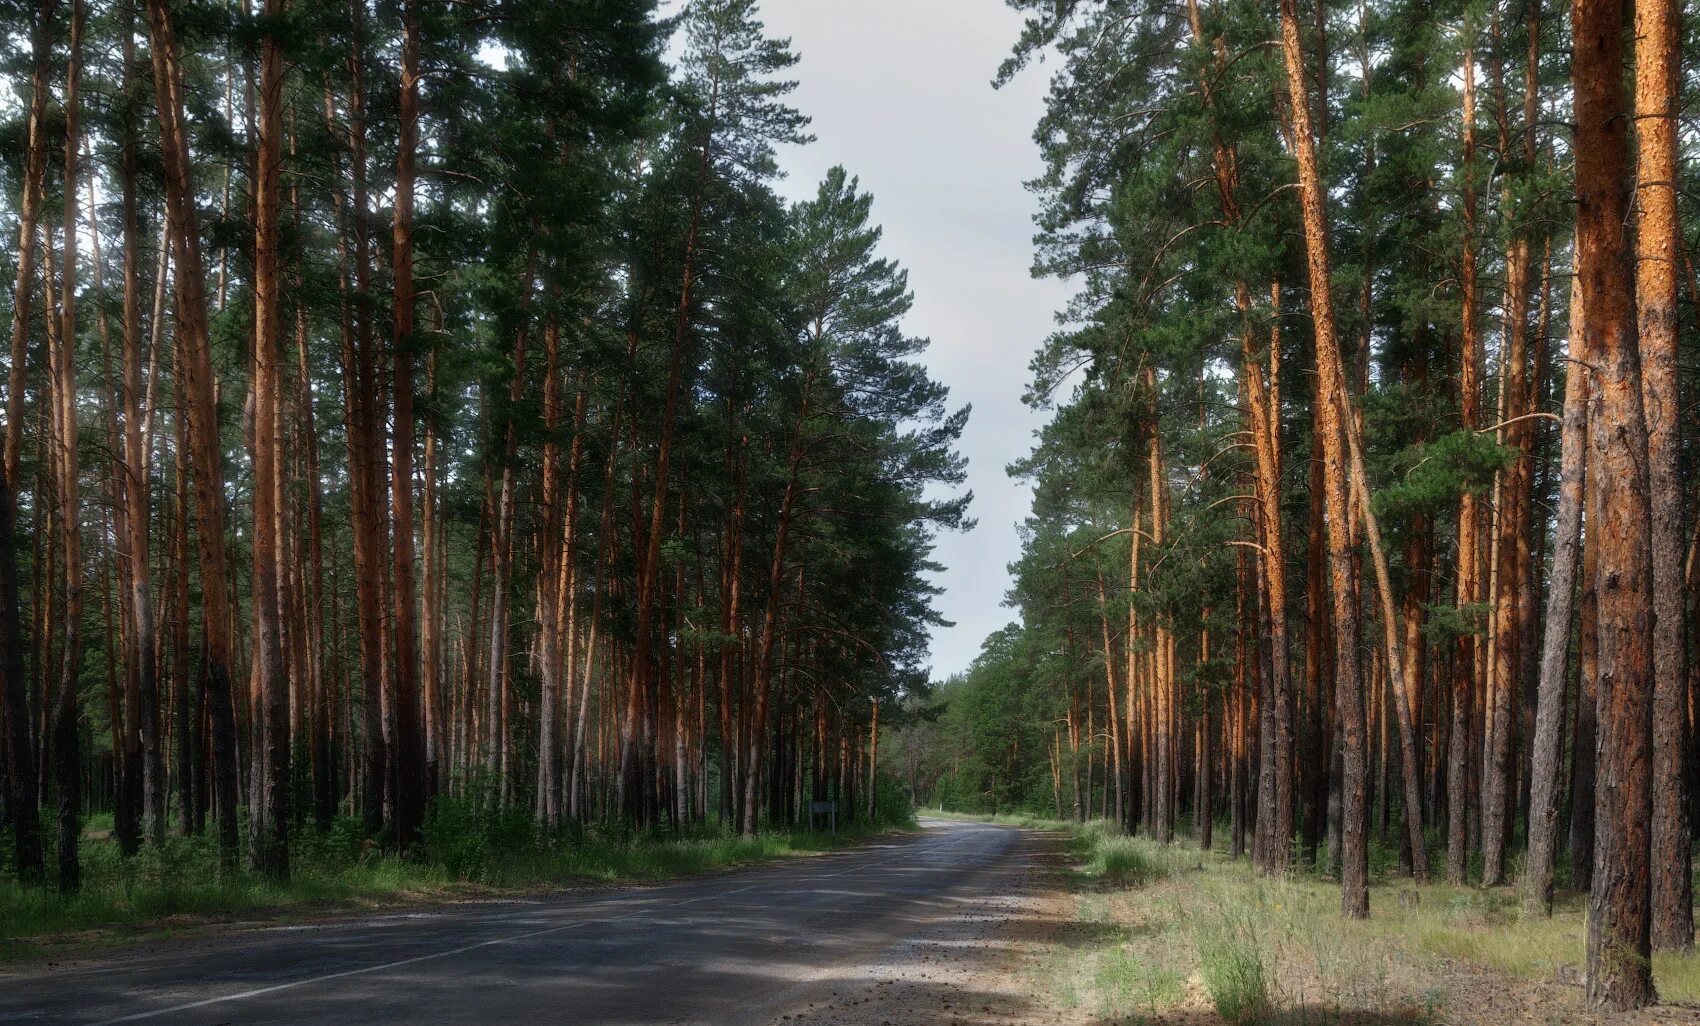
[933,812,1700,1026]
[0,813,913,962]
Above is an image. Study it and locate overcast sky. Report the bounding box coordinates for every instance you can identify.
[744,1,1071,681]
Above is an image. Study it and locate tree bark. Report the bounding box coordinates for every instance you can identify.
[1524,356,1588,915]
[1278,0,1369,918]
[1447,20,1482,888]
[389,0,426,846]
[1633,0,1694,954]
[328,34,390,836]
[247,0,291,879]
[0,0,53,885]
[49,1,87,891]
[1574,0,1657,1006]
[146,0,240,870]
[744,378,812,836]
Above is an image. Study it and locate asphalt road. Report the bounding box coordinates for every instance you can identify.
[0,818,1028,1025]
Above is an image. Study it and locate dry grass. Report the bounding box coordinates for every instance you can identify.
[970,814,1700,1024]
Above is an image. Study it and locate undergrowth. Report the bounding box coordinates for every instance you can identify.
[0,787,914,957]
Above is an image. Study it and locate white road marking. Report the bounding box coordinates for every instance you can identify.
[84,824,1002,1025]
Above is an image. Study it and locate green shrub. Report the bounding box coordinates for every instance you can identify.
[870,773,917,828]
[421,784,540,880]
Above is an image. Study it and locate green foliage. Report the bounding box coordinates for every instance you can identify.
[1422,600,1494,643]
[420,779,541,880]
[1374,430,1517,521]
[869,774,917,829]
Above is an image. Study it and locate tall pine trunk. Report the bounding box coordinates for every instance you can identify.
[389,0,426,845]
[1574,0,1657,1006]
[0,0,53,885]
[146,0,240,870]
[247,0,290,879]
[49,1,87,892]
[1633,0,1694,954]
[1278,0,1370,918]
[1447,22,1482,887]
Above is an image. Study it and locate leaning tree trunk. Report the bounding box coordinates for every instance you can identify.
[1278,0,1371,920]
[1523,348,1588,916]
[1342,422,1429,884]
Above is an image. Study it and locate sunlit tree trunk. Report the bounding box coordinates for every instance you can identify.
[1574,0,1656,1006]
[1447,21,1482,888]
[1633,0,1694,954]
[1278,0,1369,918]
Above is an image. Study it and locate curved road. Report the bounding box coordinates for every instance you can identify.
[0,819,1033,1025]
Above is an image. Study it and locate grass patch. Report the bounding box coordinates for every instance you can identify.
[1075,825,1178,887]
[1194,906,1271,1023]
[1094,942,1186,1019]
[962,812,1697,1023]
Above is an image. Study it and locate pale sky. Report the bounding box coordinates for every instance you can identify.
[753,1,1071,681]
